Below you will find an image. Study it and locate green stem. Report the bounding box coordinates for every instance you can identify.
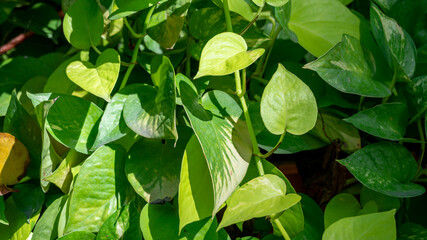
[239,5,263,36]
[358,96,365,112]
[416,118,426,178]
[382,69,397,104]
[241,69,247,96]
[91,44,102,55]
[123,18,145,38]
[235,71,265,176]
[260,27,281,77]
[257,132,285,159]
[409,106,427,125]
[119,38,143,90]
[143,5,156,34]
[251,75,268,85]
[223,0,233,32]
[273,219,291,240]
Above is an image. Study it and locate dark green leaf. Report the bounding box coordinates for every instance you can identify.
[344,102,408,140]
[46,94,103,154]
[293,194,324,240]
[398,223,427,240]
[304,35,391,97]
[338,142,425,197]
[0,196,7,225]
[109,0,157,20]
[360,186,400,212]
[0,198,40,240]
[126,126,192,203]
[63,0,104,49]
[12,183,45,220]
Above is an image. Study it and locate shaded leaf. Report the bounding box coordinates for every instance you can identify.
[12,183,45,220]
[0,196,7,225]
[360,186,400,212]
[304,35,391,97]
[398,223,427,240]
[344,102,408,140]
[338,142,425,198]
[293,194,324,240]
[32,196,68,240]
[110,0,157,20]
[0,198,40,240]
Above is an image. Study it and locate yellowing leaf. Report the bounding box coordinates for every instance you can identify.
[194,32,264,79]
[0,133,30,187]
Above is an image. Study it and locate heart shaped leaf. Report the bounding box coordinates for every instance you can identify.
[109,0,157,20]
[261,63,317,135]
[344,102,408,140]
[63,0,104,49]
[218,174,301,230]
[177,74,252,229]
[338,142,425,198]
[66,49,120,102]
[285,0,360,57]
[123,56,177,139]
[370,4,416,80]
[304,35,391,97]
[194,32,264,79]
[46,95,103,154]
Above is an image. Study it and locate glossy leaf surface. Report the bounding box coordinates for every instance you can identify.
[124,56,177,139]
[0,198,40,240]
[58,232,96,240]
[339,142,425,197]
[66,49,121,101]
[177,74,252,219]
[64,144,128,233]
[110,0,157,20]
[46,95,103,154]
[63,0,103,49]
[194,32,264,78]
[12,183,45,220]
[370,4,416,80]
[344,102,408,140]
[218,174,301,230]
[32,196,67,240]
[322,210,396,240]
[261,64,317,135]
[287,0,360,57]
[304,35,390,97]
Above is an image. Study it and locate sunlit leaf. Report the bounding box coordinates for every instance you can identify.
[0,132,30,186]
[32,196,67,240]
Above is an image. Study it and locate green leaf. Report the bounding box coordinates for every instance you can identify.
[218,174,301,230]
[126,126,192,203]
[147,0,191,49]
[261,63,317,135]
[63,0,104,49]
[96,201,142,240]
[44,53,79,95]
[310,111,361,153]
[58,232,96,240]
[194,32,264,79]
[293,194,324,240]
[287,0,360,57]
[398,223,427,240]
[344,102,408,140]
[44,149,86,194]
[4,91,42,180]
[370,4,416,80]
[338,142,425,198]
[178,135,215,232]
[266,0,289,7]
[213,0,255,20]
[257,130,326,154]
[109,0,157,20]
[322,210,396,240]
[177,74,252,227]
[0,198,40,240]
[91,85,137,150]
[123,56,177,139]
[242,158,304,237]
[0,196,7,225]
[304,35,391,97]
[64,144,129,233]
[32,196,68,240]
[360,186,400,212]
[46,94,103,154]
[66,48,121,101]
[140,203,218,240]
[12,183,45,220]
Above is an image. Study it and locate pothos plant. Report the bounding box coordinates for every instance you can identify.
[0,0,426,239]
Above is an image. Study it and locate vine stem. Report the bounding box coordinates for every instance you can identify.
[274,219,291,240]
[257,132,285,159]
[223,0,233,32]
[119,37,143,90]
[239,5,264,36]
[382,69,397,104]
[123,18,145,38]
